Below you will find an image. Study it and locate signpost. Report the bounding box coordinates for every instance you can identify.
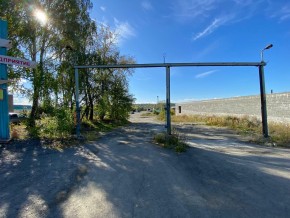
[0,20,10,142]
[0,55,36,68]
[0,80,10,85]
[0,38,12,49]
[0,20,36,142]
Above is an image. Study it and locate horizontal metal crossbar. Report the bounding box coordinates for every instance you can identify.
[74,62,266,69]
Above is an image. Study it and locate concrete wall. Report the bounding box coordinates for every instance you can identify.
[175,92,290,123]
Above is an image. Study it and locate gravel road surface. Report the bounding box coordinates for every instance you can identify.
[1,112,290,217]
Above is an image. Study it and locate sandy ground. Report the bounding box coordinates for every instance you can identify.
[0,112,290,217]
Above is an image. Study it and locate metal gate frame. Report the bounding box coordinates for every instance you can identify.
[74,62,268,138]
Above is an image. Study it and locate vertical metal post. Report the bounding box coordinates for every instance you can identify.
[75,67,81,138]
[259,64,269,138]
[166,66,171,135]
[0,20,10,142]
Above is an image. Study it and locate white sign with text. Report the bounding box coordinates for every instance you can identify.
[0,55,36,68]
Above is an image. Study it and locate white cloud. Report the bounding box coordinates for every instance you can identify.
[141,1,153,10]
[171,0,267,41]
[100,6,106,12]
[172,0,262,22]
[13,95,31,105]
[195,70,217,79]
[233,0,255,6]
[271,4,290,21]
[172,0,217,21]
[193,17,230,40]
[114,18,136,44]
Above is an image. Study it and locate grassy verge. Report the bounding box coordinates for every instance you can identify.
[140,112,155,117]
[81,119,129,141]
[153,130,188,153]
[9,119,129,149]
[172,114,290,148]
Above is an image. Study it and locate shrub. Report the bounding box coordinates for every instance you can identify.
[154,132,166,144]
[268,123,290,147]
[38,108,74,138]
[158,109,182,121]
[153,131,188,152]
[9,123,29,139]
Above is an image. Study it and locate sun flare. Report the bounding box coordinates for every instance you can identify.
[34,9,47,25]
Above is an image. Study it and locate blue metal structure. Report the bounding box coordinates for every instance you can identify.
[0,20,10,142]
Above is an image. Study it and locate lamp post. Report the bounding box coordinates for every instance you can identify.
[259,44,273,138]
[261,44,273,62]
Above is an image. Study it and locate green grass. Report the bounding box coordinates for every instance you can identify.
[141,112,155,117]
[172,114,290,148]
[153,131,188,153]
[81,119,129,141]
[9,118,129,149]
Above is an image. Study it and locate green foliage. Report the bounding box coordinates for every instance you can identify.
[37,109,74,138]
[153,110,160,115]
[1,0,135,127]
[158,108,175,120]
[96,93,110,120]
[153,131,188,153]
[154,133,167,144]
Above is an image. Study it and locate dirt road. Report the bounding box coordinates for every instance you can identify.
[1,112,290,217]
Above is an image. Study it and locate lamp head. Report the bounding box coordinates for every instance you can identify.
[264,44,273,50]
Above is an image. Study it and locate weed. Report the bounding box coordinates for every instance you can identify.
[172,114,290,148]
[154,132,166,144]
[141,112,155,117]
[10,124,29,140]
[153,130,188,153]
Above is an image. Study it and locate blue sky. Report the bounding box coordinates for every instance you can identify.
[89,0,290,104]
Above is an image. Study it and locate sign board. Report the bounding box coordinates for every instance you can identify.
[0,89,3,100]
[0,80,9,85]
[0,38,12,49]
[0,55,36,68]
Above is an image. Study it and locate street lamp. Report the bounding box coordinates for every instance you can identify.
[261,44,273,62]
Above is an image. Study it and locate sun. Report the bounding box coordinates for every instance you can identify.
[33,9,48,25]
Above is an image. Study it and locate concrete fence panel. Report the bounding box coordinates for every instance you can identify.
[175,92,290,123]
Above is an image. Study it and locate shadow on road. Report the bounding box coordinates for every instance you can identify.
[1,119,290,217]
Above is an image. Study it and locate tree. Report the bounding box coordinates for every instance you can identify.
[0,0,93,126]
[0,0,135,130]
